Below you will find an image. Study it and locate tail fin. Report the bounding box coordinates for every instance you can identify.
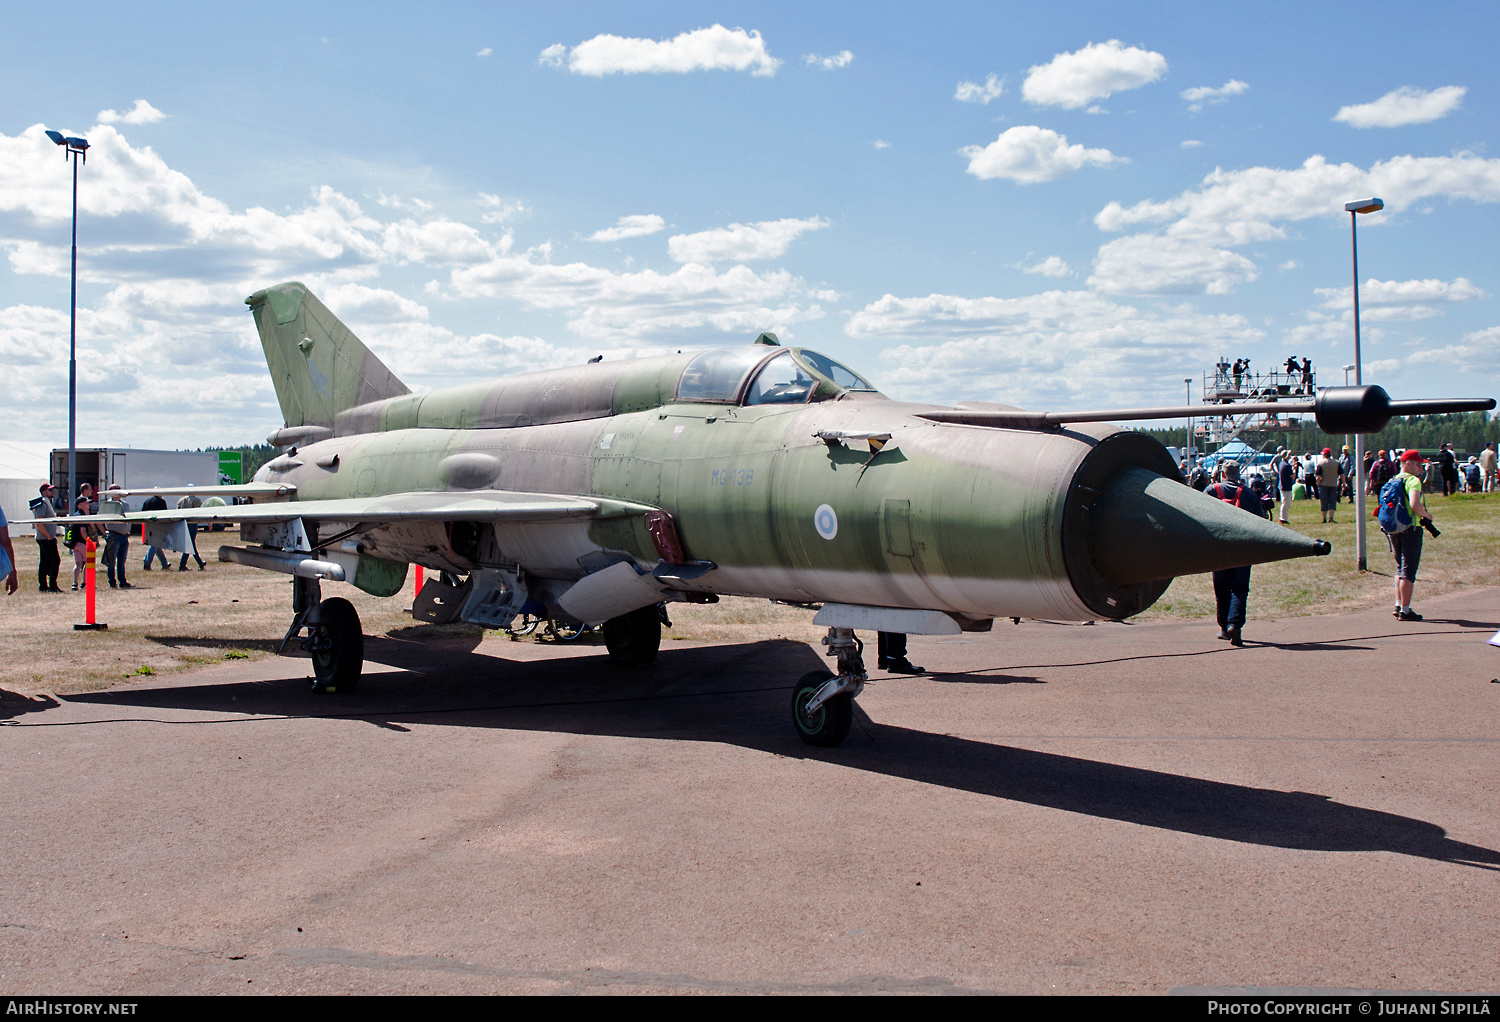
[246,281,409,428]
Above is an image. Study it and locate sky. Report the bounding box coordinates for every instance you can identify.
[1,1,1497,449]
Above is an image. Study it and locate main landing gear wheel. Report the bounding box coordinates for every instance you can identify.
[603,604,662,666]
[547,618,589,642]
[311,597,363,694]
[791,669,852,747]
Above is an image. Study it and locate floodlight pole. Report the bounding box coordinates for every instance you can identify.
[67,146,80,512]
[47,131,89,511]
[1185,378,1193,467]
[1346,197,1383,572]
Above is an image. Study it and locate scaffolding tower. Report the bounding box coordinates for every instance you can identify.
[1197,356,1317,448]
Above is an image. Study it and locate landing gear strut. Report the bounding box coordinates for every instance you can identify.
[282,575,364,693]
[791,627,866,747]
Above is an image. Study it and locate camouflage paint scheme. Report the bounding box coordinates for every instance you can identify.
[234,281,1321,627]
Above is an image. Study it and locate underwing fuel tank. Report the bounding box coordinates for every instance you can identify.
[1057,431,1329,619]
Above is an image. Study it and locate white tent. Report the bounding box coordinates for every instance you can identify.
[0,441,53,538]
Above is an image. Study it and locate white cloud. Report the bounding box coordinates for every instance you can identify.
[845,289,1261,406]
[477,193,528,224]
[1393,327,1500,378]
[374,192,432,212]
[666,217,829,263]
[95,100,166,125]
[476,47,492,58]
[805,50,853,70]
[1181,79,1247,113]
[873,139,891,149]
[0,124,387,275]
[955,74,1004,104]
[0,121,840,442]
[1022,40,1167,109]
[1316,277,1485,309]
[1180,140,1203,148]
[1019,255,1072,278]
[588,214,666,243]
[1311,276,1485,322]
[381,218,495,265]
[540,25,781,77]
[1334,86,1466,129]
[446,255,830,342]
[319,282,430,323]
[1094,152,1500,246]
[1278,260,1298,271]
[962,126,1123,184]
[1089,235,1258,295]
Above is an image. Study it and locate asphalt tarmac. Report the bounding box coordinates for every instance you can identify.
[3,591,1498,995]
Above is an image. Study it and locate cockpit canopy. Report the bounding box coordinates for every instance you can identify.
[675,347,877,405]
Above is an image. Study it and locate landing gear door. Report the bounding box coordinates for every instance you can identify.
[460,567,529,628]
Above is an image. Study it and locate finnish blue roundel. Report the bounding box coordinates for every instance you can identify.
[814,503,838,541]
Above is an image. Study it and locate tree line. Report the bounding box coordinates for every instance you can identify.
[1141,411,1499,456]
[199,444,279,479]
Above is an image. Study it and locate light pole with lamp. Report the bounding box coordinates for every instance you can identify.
[1185,378,1193,470]
[1345,197,1383,572]
[44,130,89,512]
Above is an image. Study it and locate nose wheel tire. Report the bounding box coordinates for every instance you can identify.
[791,669,853,747]
[310,597,363,693]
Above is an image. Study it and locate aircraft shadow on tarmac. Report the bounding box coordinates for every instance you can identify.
[70,635,1500,871]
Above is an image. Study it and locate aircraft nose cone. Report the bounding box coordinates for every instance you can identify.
[1090,467,1330,586]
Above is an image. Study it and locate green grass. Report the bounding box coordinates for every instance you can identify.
[1136,489,1499,621]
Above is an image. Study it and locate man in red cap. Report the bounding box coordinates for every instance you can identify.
[1390,449,1435,621]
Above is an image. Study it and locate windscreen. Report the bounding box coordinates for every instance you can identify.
[794,350,877,392]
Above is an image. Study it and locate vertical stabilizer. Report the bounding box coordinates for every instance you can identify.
[245,281,410,428]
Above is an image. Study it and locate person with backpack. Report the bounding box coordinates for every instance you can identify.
[1368,450,1396,498]
[66,496,101,591]
[1205,461,1265,646]
[1378,450,1436,622]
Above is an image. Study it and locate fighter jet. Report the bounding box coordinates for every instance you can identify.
[58,282,1494,746]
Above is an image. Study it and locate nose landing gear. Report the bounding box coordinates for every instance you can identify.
[791,627,867,746]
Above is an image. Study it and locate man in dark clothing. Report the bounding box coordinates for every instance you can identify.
[877,632,923,674]
[1437,443,1459,496]
[141,494,169,570]
[1205,462,1265,646]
